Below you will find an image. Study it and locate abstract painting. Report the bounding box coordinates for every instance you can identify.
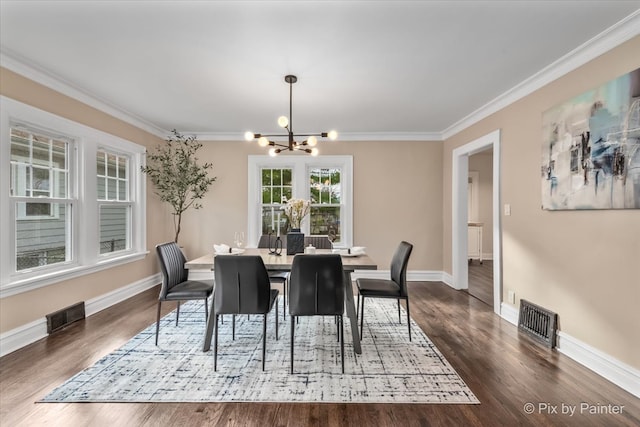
[541,68,640,210]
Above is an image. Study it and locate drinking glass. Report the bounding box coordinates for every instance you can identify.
[234,231,245,249]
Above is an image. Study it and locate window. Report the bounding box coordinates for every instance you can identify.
[309,167,342,242]
[97,150,130,254]
[248,155,352,248]
[10,126,73,271]
[260,167,291,235]
[1,96,147,297]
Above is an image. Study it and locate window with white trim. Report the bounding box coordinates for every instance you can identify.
[248,155,352,248]
[260,167,292,236]
[1,96,147,297]
[10,126,73,270]
[309,167,342,242]
[97,150,131,254]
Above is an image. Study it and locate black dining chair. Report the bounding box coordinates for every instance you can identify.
[304,235,333,249]
[258,234,289,319]
[155,242,214,345]
[356,241,414,341]
[212,255,279,371]
[288,254,345,374]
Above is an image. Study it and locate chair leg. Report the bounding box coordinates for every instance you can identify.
[155,301,162,346]
[275,301,279,341]
[397,299,401,323]
[359,296,365,339]
[232,315,236,340]
[406,297,412,342]
[204,298,209,321]
[262,314,267,371]
[336,316,340,342]
[214,314,219,371]
[340,315,344,374]
[290,315,295,374]
[283,280,287,320]
[356,293,360,319]
[175,301,180,326]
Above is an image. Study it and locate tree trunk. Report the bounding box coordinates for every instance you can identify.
[174,212,182,243]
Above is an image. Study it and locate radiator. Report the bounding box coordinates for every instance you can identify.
[518,299,557,348]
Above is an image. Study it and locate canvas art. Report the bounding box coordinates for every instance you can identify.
[541,68,640,210]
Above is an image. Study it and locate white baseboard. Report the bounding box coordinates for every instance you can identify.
[352,270,443,282]
[0,318,47,359]
[500,302,519,325]
[501,301,639,398]
[85,273,161,316]
[556,331,640,398]
[188,270,213,281]
[0,273,160,358]
[441,272,455,288]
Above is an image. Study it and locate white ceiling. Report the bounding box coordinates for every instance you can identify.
[1,1,639,141]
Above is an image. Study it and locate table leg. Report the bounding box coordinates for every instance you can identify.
[343,270,362,354]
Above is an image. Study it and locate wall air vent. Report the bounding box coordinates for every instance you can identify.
[46,302,86,334]
[518,299,557,348]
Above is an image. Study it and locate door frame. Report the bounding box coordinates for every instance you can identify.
[452,129,502,315]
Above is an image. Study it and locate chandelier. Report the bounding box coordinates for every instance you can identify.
[244,75,337,156]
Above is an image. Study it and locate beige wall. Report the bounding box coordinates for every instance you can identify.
[0,68,173,333]
[2,35,638,373]
[0,66,444,337]
[442,36,640,369]
[179,140,444,272]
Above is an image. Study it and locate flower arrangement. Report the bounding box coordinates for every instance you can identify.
[283,198,311,230]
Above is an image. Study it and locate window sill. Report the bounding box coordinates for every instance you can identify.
[1,250,149,299]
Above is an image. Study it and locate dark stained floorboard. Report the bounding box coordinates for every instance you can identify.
[467,259,493,307]
[1,282,638,426]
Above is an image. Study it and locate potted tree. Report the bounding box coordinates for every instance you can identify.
[141,129,216,243]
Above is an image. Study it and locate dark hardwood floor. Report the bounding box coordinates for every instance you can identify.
[467,259,493,307]
[1,282,638,426]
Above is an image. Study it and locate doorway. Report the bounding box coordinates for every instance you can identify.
[452,130,502,315]
[467,152,493,306]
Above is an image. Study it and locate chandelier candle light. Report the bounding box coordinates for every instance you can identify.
[244,75,338,156]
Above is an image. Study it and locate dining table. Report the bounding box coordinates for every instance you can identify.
[184,248,378,354]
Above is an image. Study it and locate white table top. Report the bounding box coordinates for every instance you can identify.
[185,248,377,271]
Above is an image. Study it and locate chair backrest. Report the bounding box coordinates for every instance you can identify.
[214,255,272,315]
[390,241,413,297]
[289,254,344,316]
[257,234,287,249]
[304,235,333,249]
[156,242,189,299]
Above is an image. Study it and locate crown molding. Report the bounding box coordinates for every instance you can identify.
[441,9,640,140]
[0,49,167,139]
[2,9,638,143]
[329,132,443,142]
[193,131,443,142]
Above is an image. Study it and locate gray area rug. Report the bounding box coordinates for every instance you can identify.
[41,298,479,403]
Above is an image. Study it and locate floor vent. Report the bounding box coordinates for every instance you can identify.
[518,299,557,348]
[46,302,86,334]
